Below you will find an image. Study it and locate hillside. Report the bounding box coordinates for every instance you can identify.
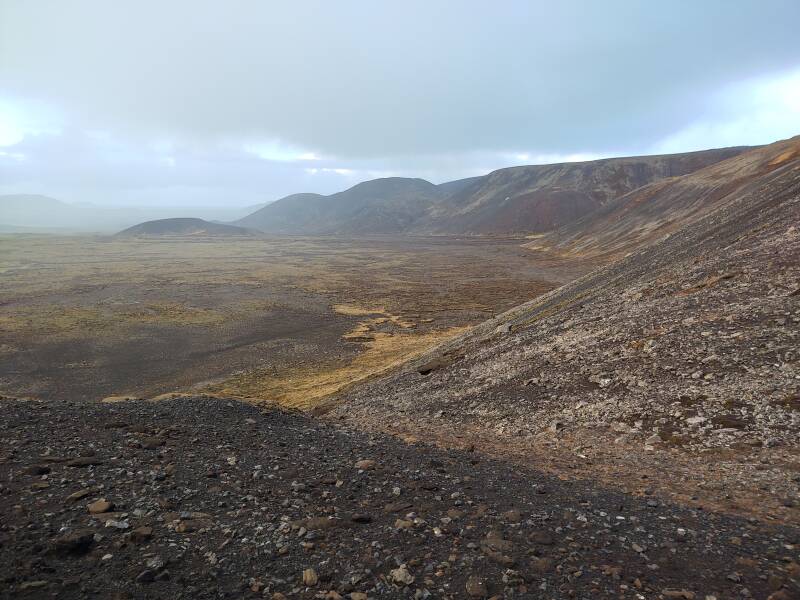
[236,147,750,235]
[527,137,800,259]
[116,217,253,237]
[236,178,444,234]
[330,138,800,522]
[423,146,750,234]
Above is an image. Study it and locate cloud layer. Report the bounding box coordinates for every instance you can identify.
[1,0,799,206]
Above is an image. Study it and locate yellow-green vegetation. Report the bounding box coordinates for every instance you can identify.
[205,325,469,409]
[0,234,568,404]
[0,302,228,335]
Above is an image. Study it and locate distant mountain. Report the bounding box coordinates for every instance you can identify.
[0,195,260,233]
[236,147,751,235]
[2,146,755,237]
[0,195,77,227]
[116,217,254,237]
[236,178,444,234]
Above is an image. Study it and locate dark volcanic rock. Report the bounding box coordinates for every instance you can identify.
[50,530,95,556]
[1,396,798,599]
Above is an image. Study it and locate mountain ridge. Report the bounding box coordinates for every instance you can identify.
[236,146,752,235]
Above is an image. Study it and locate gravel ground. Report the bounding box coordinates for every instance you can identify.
[1,396,798,599]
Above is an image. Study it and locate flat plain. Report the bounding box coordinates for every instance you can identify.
[0,234,586,406]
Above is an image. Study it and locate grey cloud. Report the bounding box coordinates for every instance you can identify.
[1,0,799,206]
[3,1,800,156]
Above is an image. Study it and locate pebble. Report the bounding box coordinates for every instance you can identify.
[87,499,114,514]
[390,565,414,586]
[302,568,318,586]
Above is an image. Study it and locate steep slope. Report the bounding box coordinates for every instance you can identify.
[528,136,800,259]
[116,217,253,237]
[235,178,443,234]
[237,147,749,235]
[331,138,800,521]
[423,146,751,234]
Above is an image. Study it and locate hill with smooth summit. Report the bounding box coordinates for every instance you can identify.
[116,217,253,237]
[235,178,444,234]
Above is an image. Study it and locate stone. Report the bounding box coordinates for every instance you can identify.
[141,437,165,449]
[136,569,155,584]
[767,591,797,600]
[390,565,414,586]
[66,456,104,467]
[50,530,94,556]
[88,499,114,514]
[786,562,800,578]
[130,526,153,544]
[354,459,376,470]
[662,591,695,599]
[350,513,372,524]
[66,489,91,503]
[530,557,554,574]
[303,517,339,530]
[384,501,413,513]
[530,530,555,545]
[417,356,452,375]
[19,581,48,590]
[483,530,514,553]
[25,464,51,475]
[465,575,488,597]
[503,509,522,523]
[175,519,212,533]
[302,568,318,586]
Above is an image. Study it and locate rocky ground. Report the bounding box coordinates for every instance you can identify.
[1,396,798,599]
[329,141,800,525]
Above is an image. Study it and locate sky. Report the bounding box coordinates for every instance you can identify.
[1,0,800,208]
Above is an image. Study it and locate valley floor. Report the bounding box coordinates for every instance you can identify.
[0,234,581,404]
[1,396,798,599]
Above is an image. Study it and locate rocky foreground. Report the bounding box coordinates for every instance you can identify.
[1,396,799,599]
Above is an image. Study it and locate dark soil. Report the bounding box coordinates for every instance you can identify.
[1,396,798,599]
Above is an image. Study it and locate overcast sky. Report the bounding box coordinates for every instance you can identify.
[1,0,799,207]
